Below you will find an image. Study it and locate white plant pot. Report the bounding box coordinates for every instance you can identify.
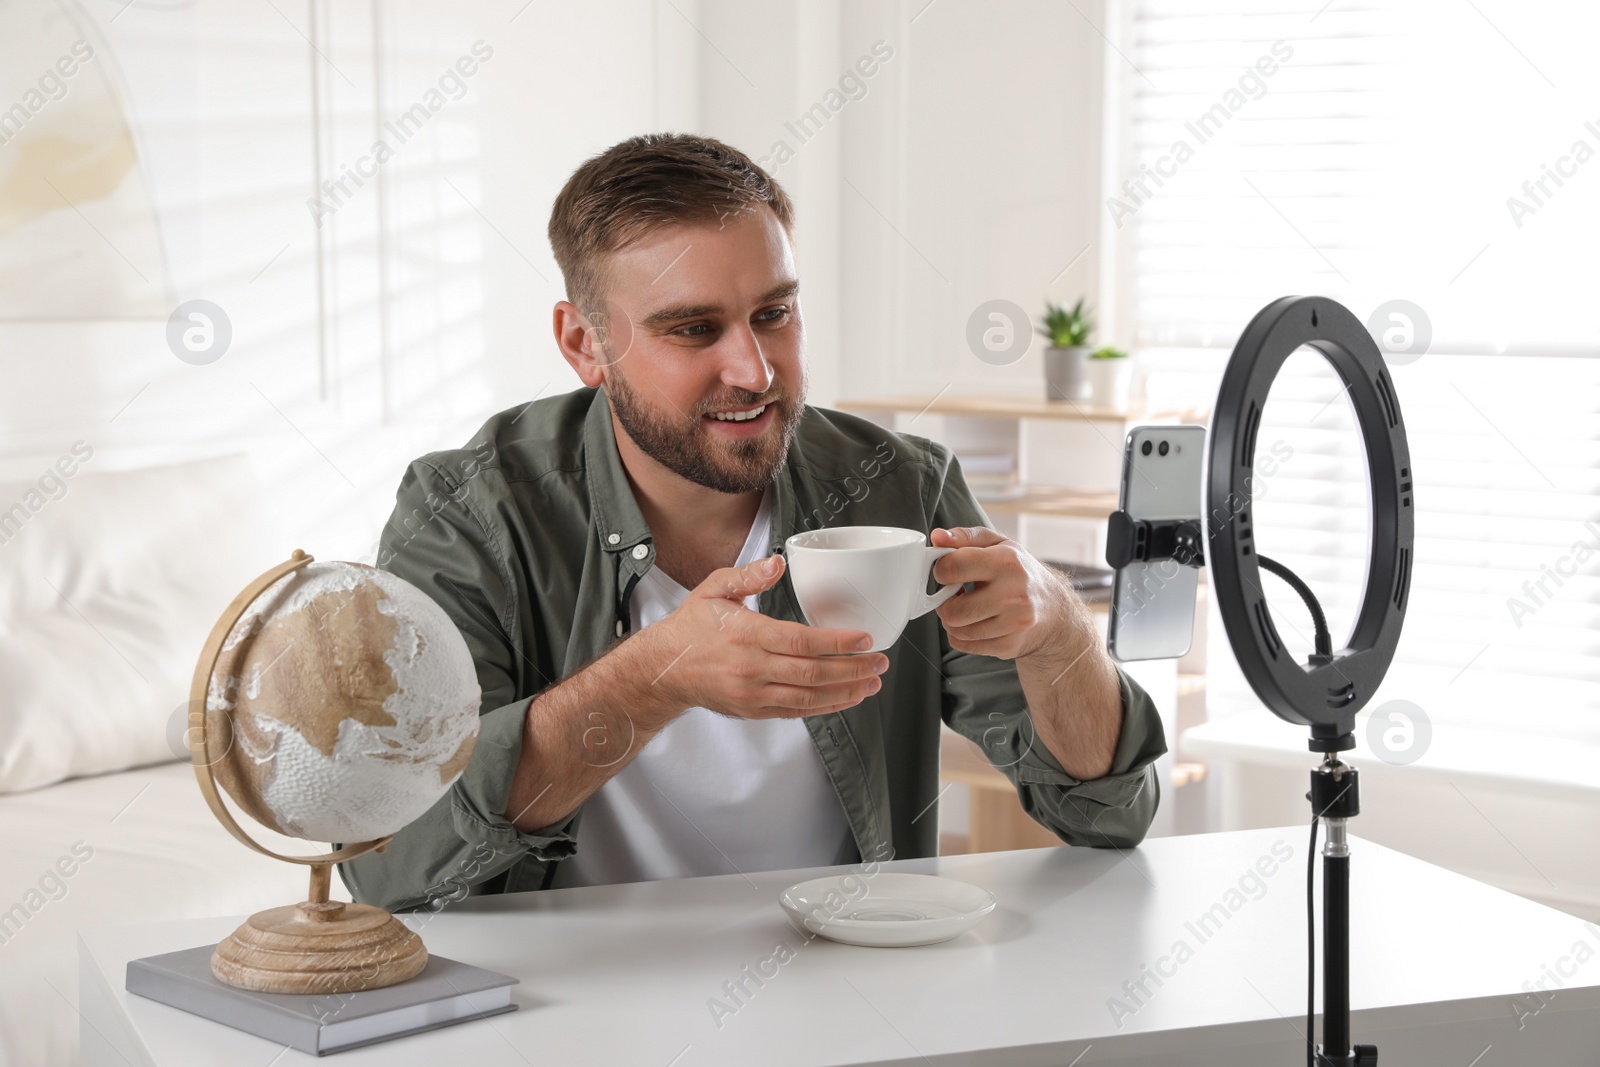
[1043,346,1089,403]
[1083,357,1132,412]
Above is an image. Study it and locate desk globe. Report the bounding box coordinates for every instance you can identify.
[187,551,481,994]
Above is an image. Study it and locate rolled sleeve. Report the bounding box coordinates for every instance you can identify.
[1008,667,1167,848]
[448,699,578,862]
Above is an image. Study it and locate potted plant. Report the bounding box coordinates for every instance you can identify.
[1083,345,1132,411]
[1038,298,1093,403]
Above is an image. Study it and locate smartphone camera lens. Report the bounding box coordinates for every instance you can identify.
[1158,440,1170,456]
[1141,440,1153,456]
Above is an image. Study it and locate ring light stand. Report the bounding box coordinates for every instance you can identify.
[1109,296,1412,1066]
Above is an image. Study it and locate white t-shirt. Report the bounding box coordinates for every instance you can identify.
[550,490,857,889]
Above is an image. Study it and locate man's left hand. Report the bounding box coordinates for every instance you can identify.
[929,526,1074,661]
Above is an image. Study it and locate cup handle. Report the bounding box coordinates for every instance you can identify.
[910,546,961,619]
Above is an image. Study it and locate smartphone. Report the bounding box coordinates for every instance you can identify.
[1107,425,1206,662]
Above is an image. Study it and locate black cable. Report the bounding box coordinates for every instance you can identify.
[1258,554,1333,658]
[1307,814,1320,1067]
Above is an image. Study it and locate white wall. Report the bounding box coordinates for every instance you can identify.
[687,0,1111,407]
[837,0,1108,402]
[687,0,845,407]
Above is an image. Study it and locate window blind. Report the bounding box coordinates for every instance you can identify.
[1112,0,1600,737]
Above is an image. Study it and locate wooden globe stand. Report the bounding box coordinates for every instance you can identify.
[188,550,427,995]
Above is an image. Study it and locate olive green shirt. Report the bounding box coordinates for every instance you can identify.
[339,387,1167,912]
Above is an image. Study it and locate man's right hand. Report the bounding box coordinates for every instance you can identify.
[628,553,889,724]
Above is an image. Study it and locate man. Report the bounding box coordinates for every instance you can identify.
[340,133,1166,912]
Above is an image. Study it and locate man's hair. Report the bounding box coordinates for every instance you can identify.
[547,133,795,316]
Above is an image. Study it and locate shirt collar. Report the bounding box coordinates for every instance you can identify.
[769,446,802,555]
[582,388,653,555]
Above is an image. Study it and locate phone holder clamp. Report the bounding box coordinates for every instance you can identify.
[1104,512,1206,571]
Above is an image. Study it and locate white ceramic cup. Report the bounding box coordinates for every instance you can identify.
[784,526,961,652]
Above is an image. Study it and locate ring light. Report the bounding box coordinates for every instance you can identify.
[1204,295,1414,750]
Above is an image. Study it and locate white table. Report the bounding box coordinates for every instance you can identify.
[80,828,1600,1066]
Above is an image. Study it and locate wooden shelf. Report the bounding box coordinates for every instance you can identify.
[978,487,1118,519]
[838,394,1209,424]
[836,394,1137,421]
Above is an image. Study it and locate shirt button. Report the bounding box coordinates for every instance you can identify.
[631,544,649,561]
[607,533,620,545]
[615,620,624,637]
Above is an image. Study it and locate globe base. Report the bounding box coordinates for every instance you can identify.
[211,900,427,994]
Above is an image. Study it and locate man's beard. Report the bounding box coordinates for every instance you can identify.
[606,369,805,494]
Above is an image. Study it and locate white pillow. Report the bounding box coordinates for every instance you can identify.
[0,452,283,792]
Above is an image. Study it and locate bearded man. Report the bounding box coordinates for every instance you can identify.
[341,133,1166,910]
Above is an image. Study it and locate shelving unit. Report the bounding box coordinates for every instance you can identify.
[837,393,1148,422]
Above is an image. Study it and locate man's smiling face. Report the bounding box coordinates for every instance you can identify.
[586,205,806,494]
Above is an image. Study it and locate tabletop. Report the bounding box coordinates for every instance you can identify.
[79,827,1600,1066]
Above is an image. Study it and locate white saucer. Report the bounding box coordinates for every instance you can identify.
[779,872,996,947]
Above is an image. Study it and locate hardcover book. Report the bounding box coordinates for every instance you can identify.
[126,945,519,1056]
